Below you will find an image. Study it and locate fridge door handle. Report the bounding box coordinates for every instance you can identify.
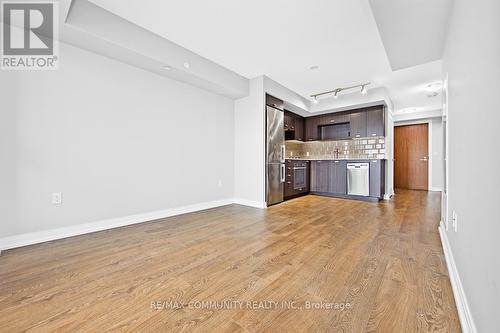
[281,145,285,162]
[280,164,285,183]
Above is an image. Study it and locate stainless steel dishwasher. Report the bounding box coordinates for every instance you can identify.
[347,163,370,196]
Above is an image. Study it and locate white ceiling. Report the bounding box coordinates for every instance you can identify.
[88,0,447,114]
[369,0,453,71]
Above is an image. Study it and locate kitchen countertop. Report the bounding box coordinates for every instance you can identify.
[286,158,386,161]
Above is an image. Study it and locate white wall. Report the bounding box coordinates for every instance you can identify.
[442,0,500,331]
[385,106,395,197]
[234,77,265,207]
[0,71,17,237]
[431,119,443,190]
[0,42,235,238]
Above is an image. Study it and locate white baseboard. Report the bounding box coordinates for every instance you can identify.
[0,198,235,251]
[439,222,477,333]
[430,187,443,192]
[233,198,267,209]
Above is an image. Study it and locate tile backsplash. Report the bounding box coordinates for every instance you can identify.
[285,137,386,160]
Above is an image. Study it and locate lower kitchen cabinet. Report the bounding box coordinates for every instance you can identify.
[369,159,385,198]
[329,160,347,194]
[310,159,385,200]
[310,161,329,193]
[311,160,347,194]
[284,160,310,200]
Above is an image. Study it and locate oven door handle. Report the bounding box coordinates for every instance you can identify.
[293,167,307,170]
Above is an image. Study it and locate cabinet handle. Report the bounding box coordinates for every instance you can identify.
[355,135,361,138]
[330,120,335,123]
[372,133,377,136]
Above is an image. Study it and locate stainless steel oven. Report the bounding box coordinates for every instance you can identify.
[293,162,308,190]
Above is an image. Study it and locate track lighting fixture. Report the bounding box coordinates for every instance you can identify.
[310,82,370,103]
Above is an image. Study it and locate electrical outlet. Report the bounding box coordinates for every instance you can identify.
[52,192,62,205]
[452,211,458,232]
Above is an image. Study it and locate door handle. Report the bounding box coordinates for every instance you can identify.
[280,164,285,182]
[281,145,285,162]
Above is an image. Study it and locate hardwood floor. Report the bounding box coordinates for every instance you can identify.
[0,190,460,332]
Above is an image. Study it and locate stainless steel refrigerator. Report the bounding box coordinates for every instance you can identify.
[266,105,285,206]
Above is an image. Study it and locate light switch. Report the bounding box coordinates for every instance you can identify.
[52,192,62,205]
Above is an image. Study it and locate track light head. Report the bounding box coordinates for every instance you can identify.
[361,85,368,95]
[333,89,339,99]
[312,96,318,104]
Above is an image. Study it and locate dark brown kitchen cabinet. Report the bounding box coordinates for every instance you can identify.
[349,111,367,138]
[284,160,294,198]
[284,160,309,200]
[294,115,304,141]
[310,161,330,192]
[284,111,305,141]
[329,160,347,194]
[366,107,385,137]
[369,159,385,198]
[305,116,321,141]
[266,94,283,110]
[320,112,350,126]
[284,111,295,131]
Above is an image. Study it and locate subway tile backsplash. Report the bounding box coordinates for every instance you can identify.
[285,137,386,160]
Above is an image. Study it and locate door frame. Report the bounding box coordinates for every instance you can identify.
[393,120,434,191]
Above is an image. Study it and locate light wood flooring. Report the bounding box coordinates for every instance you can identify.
[0,190,460,332]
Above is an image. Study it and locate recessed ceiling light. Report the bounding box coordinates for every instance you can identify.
[162,65,171,70]
[309,65,319,70]
[425,82,442,92]
[183,62,190,69]
[399,107,418,114]
[312,96,318,104]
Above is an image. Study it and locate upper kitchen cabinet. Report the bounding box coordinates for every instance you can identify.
[366,107,385,137]
[284,111,305,141]
[284,111,295,131]
[320,112,350,126]
[305,116,321,141]
[349,111,367,138]
[266,94,284,110]
[294,115,305,141]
